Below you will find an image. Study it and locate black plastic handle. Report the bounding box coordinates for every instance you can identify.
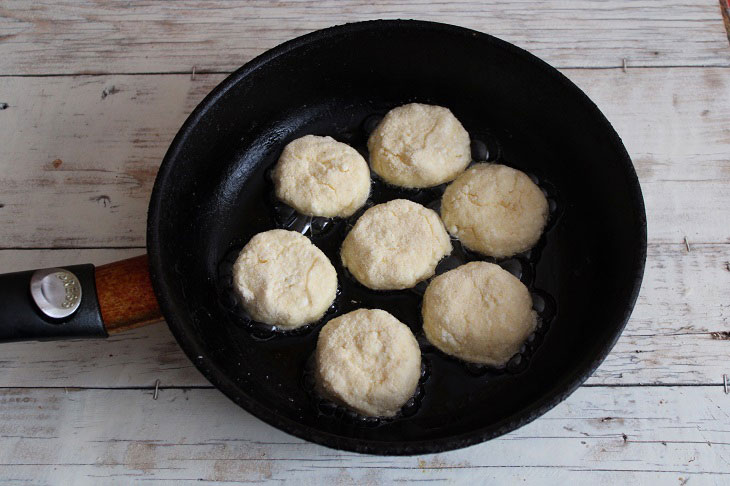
[0,264,107,342]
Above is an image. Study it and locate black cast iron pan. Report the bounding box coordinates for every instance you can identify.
[0,20,646,455]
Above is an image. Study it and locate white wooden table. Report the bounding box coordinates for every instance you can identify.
[1,1,729,484]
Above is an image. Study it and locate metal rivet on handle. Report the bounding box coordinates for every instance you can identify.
[30,268,82,319]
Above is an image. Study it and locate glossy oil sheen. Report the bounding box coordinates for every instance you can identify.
[147,20,647,455]
[218,126,558,423]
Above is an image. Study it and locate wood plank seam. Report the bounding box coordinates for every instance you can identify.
[0,65,729,79]
[3,68,729,246]
[2,0,730,74]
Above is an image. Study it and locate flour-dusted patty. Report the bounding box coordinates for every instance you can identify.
[315,309,421,417]
[233,229,337,328]
[341,199,452,290]
[441,164,548,258]
[273,135,370,217]
[368,103,471,188]
[422,262,536,366]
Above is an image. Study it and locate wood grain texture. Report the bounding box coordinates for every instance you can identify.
[95,255,162,334]
[1,0,729,75]
[0,74,208,247]
[1,3,729,480]
[0,68,729,247]
[721,0,730,43]
[0,244,727,387]
[0,386,728,484]
[0,248,143,275]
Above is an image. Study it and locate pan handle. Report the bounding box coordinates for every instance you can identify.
[95,255,163,334]
[0,255,162,343]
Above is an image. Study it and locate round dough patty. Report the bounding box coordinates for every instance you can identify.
[233,229,337,328]
[423,262,537,366]
[315,309,421,417]
[273,135,370,217]
[341,199,452,290]
[368,103,471,188]
[441,164,548,258]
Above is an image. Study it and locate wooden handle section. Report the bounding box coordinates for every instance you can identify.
[95,255,163,334]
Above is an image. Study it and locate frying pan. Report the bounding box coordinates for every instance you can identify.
[0,20,646,455]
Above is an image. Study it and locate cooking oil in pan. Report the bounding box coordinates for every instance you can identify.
[217,111,560,425]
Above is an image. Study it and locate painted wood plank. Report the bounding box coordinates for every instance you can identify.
[3,4,727,483]
[0,244,727,388]
[0,248,143,273]
[1,0,729,75]
[0,386,727,484]
[1,68,729,247]
[0,74,212,248]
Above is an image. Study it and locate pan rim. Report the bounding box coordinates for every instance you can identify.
[147,19,647,455]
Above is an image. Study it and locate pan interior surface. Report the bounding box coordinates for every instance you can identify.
[148,21,646,454]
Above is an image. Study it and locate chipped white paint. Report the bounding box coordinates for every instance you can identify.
[1,68,729,246]
[0,0,729,74]
[0,1,729,483]
[0,387,728,484]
